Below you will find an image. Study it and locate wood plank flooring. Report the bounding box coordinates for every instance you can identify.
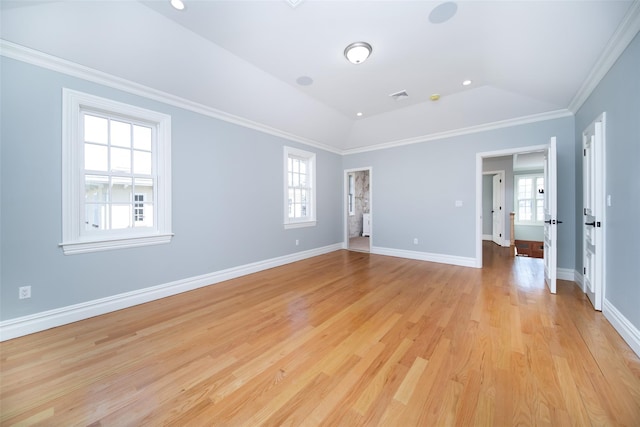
[1,242,640,426]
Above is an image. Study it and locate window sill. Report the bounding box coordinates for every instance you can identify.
[60,233,174,255]
[284,220,316,230]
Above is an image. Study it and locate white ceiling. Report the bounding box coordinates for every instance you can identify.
[1,1,638,152]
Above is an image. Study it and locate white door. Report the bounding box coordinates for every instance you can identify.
[492,174,503,245]
[543,137,558,294]
[583,114,605,310]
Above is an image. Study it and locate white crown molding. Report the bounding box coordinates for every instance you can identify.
[0,39,342,155]
[568,0,640,113]
[0,243,343,342]
[343,109,574,155]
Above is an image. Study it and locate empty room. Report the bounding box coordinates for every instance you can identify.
[1,1,639,425]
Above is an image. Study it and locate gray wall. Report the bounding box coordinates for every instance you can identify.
[0,57,344,321]
[343,116,575,267]
[574,32,640,330]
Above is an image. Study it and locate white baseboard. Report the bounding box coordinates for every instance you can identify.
[603,298,640,358]
[557,268,576,282]
[371,246,476,268]
[573,270,584,289]
[0,243,343,342]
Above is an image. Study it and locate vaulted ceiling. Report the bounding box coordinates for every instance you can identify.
[1,1,638,152]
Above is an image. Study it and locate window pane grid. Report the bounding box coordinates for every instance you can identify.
[287,155,311,220]
[81,111,155,232]
[515,174,544,223]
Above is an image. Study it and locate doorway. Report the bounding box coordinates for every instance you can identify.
[482,170,506,247]
[476,143,552,270]
[345,168,372,252]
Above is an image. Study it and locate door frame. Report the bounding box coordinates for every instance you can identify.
[483,170,506,246]
[344,167,373,251]
[475,144,548,268]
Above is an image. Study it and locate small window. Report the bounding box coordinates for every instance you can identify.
[284,146,316,228]
[61,89,172,254]
[515,174,544,224]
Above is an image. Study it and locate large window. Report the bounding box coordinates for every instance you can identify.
[284,146,316,228]
[515,174,544,224]
[61,89,172,254]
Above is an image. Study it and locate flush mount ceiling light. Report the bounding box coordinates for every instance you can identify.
[170,0,185,11]
[344,42,372,64]
[462,79,472,86]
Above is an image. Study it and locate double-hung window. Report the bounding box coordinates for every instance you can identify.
[515,174,544,224]
[61,89,172,254]
[284,146,316,228]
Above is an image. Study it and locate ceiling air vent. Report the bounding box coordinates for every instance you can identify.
[389,90,409,101]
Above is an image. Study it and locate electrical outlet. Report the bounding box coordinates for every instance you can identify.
[19,286,31,299]
[413,238,419,245]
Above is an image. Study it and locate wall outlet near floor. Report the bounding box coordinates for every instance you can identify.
[295,239,299,246]
[19,286,31,299]
[413,238,419,245]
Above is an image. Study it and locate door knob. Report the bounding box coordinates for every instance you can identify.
[585,221,596,226]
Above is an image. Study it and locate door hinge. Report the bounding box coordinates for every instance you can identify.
[500,179,502,183]
[499,206,502,210]
[584,148,586,156]
[499,233,502,237]
[584,267,586,274]
[584,208,587,215]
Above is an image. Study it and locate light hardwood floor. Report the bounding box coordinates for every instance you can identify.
[1,243,639,426]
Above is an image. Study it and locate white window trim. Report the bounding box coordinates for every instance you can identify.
[284,146,316,229]
[60,88,172,255]
[514,173,544,225]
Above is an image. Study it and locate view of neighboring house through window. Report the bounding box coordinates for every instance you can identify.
[134,194,145,222]
[83,113,155,231]
[284,146,316,228]
[515,174,544,223]
[61,89,172,254]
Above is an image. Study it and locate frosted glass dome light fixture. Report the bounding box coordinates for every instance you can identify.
[344,42,372,64]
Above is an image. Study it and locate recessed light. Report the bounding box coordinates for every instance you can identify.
[170,0,185,11]
[462,79,472,86]
[356,112,363,117]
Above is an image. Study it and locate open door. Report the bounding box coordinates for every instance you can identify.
[583,114,605,310]
[492,174,504,246]
[543,137,558,294]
